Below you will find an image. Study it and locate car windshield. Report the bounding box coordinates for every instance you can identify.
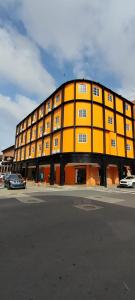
[9,174,20,180]
[125,176,134,179]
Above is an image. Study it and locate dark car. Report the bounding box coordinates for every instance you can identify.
[4,174,26,189]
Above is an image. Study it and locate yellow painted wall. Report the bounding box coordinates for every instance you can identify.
[36,139,42,157]
[52,132,61,153]
[93,129,103,153]
[75,128,91,152]
[92,85,102,103]
[45,115,51,134]
[117,136,125,157]
[93,104,103,128]
[38,105,44,119]
[46,98,52,114]
[21,147,25,161]
[53,108,61,130]
[64,83,74,101]
[63,129,74,152]
[26,145,30,159]
[106,132,117,156]
[38,120,43,138]
[31,142,36,158]
[28,116,31,127]
[105,109,114,132]
[64,103,74,127]
[104,90,114,108]
[54,90,62,107]
[116,115,124,135]
[43,137,50,156]
[31,125,36,141]
[76,82,91,100]
[76,102,91,126]
[125,103,131,118]
[125,119,133,138]
[26,129,31,143]
[126,139,134,158]
[116,97,123,113]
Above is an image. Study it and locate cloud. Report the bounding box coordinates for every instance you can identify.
[0,25,56,97]
[0,93,37,151]
[13,0,135,93]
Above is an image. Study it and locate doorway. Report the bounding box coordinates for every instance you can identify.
[76,168,86,184]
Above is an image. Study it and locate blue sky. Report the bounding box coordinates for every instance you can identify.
[0,0,135,151]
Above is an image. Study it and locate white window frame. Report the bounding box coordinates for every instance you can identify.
[78,109,87,118]
[55,116,60,124]
[111,139,116,147]
[45,142,49,149]
[56,94,60,103]
[54,138,58,147]
[125,103,128,111]
[78,134,87,143]
[108,94,113,102]
[108,116,113,124]
[93,87,99,96]
[79,84,87,93]
[38,144,42,151]
[126,144,131,151]
[47,101,51,109]
[46,122,50,129]
[126,124,130,131]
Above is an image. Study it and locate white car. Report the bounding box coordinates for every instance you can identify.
[120,176,135,188]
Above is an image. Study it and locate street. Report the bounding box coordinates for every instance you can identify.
[0,186,135,299]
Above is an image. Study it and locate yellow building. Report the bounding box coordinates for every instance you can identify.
[14,80,135,186]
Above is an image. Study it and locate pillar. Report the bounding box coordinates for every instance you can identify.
[100,162,107,187]
[60,162,65,186]
[35,164,39,183]
[50,161,55,185]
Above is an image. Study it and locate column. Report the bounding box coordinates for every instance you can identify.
[100,162,107,187]
[60,162,65,186]
[35,164,39,183]
[50,161,55,185]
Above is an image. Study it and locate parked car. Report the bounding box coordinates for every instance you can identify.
[119,176,135,188]
[0,173,6,180]
[4,174,26,189]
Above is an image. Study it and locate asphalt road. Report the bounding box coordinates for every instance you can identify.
[0,193,135,300]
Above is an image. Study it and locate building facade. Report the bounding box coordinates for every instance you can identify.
[14,80,135,186]
[0,145,15,173]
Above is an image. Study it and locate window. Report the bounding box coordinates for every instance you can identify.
[126,124,130,131]
[126,144,131,151]
[56,94,60,102]
[55,116,60,124]
[47,102,51,109]
[32,146,35,153]
[79,84,87,93]
[79,109,87,118]
[108,94,113,102]
[108,116,113,124]
[111,139,116,147]
[125,103,128,110]
[40,126,43,133]
[78,134,87,143]
[46,122,50,129]
[54,138,58,146]
[45,142,49,149]
[93,87,99,96]
[38,144,42,151]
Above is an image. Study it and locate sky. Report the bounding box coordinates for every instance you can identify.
[0,0,135,152]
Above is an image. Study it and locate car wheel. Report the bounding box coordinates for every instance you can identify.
[132,182,135,188]
[7,183,11,190]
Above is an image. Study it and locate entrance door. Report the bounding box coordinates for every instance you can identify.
[76,168,86,184]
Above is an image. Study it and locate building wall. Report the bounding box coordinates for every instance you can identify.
[14,80,135,163]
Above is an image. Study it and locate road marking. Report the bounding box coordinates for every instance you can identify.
[84,196,124,204]
[74,204,103,211]
[15,196,45,204]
